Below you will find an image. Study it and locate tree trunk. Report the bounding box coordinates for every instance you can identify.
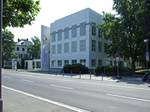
[131,58,136,71]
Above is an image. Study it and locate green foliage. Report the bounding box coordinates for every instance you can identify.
[27,36,41,59]
[100,0,149,70]
[63,64,89,74]
[95,65,130,76]
[2,29,16,66]
[3,0,40,28]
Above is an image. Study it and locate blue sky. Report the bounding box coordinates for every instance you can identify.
[9,0,115,41]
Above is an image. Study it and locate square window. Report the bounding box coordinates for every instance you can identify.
[58,60,62,67]
[80,59,86,65]
[72,60,77,64]
[64,60,69,65]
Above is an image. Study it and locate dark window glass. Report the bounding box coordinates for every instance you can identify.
[17,47,19,51]
[80,22,86,36]
[91,59,96,67]
[64,27,69,39]
[92,40,96,51]
[92,26,96,36]
[58,30,62,41]
[71,25,77,37]
[98,41,102,52]
[22,48,25,51]
[98,29,102,38]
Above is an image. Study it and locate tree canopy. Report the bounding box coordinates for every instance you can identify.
[2,29,16,66]
[100,0,150,69]
[3,0,40,28]
[28,36,41,59]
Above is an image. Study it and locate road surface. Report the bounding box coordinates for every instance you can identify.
[2,70,150,112]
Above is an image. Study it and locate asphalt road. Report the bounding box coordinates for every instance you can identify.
[2,70,150,112]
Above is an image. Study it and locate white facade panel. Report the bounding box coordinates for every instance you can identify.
[49,8,109,69]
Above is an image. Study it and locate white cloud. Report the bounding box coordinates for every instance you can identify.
[9,0,115,41]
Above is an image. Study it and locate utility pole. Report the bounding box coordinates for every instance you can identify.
[144,39,149,69]
[0,0,3,111]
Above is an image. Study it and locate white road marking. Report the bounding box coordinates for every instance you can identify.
[107,93,150,103]
[50,84,74,90]
[3,85,90,112]
[21,79,34,83]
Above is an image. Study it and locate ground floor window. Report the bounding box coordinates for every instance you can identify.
[58,60,62,67]
[64,60,69,65]
[91,59,96,67]
[80,59,86,65]
[72,60,77,64]
[98,60,102,66]
[51,60,55,67]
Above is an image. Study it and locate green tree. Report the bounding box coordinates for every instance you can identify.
[100,13,123,57]
[100,0,147,70]
[3,0,40,28]
[2,29,16,66]
[28,36,41,59]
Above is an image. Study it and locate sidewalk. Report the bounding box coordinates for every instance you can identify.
[3,69,143,83]
[3,87,74,112]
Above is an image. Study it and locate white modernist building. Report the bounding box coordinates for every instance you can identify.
[49,8,110,70]
[41,25,50,71]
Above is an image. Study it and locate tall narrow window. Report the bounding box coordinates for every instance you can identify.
[52,45,56,54]
[98,41,102,52]
[98,60,102,66]
[71,25,77,37]
[58,30,62,41]
[71,41,77,52]
[64,43,69,53]
[80,40,86,51]
[98,28,102,38]
[80,22,86,36]
[17,47,19,51]
[64,27,69,39]
[92,40,96,51]
[51,32,56,42]
[57,44,62,54]
[92,24,96,36]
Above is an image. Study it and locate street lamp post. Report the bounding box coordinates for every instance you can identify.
[0,0,3,111]
[144,39,149,69]
[116,56,119,78]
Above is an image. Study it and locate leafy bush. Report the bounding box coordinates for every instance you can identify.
[63,64,89,74]
[4,65,12,69]
[95,66,104,76]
